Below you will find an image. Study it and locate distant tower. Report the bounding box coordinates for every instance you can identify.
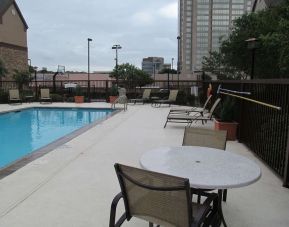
[142,57,164,75]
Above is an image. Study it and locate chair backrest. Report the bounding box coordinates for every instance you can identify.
[168,90,178,101]
[40,89,50,98]
[115,163,192,227]
[202,95,212,111]
[182,127,227,150]
[142,89,151,99]
[118,87,127,96]
[207,98,221,119]
[9,89,20,100]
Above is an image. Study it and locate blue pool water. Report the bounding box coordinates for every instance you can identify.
[0,107,113,168]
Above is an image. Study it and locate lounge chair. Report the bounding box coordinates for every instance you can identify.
[110,163,219,227]
[169,94,212,115]
[182,127,228,202]
[130,89,151,104]
[9,89,22,104]
[164,98,221,128]
[112,87,128,111]
[40,89,52,104]
[152,89,178,107]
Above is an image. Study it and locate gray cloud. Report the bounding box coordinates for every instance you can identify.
[18,0,178,72]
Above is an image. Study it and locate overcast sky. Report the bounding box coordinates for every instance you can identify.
[17,0,178,72]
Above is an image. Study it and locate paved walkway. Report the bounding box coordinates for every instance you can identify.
[0,103,288,227]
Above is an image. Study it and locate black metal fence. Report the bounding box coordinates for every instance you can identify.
[1,78,289,187]
[201,80,289,187]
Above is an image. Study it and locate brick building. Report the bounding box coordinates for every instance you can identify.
[0,0,28,79]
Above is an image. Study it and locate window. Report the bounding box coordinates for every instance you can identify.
[213,4,229,9]
[232,4,244,9]
[197,15,209,20]
[232,0,244,3]
[232,10,244,15]
[212,15,230,20]
[197,26,208,31]
[197,21,209,25]
[212,20,229,25]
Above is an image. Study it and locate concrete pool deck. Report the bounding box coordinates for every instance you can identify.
[0,102,288,227]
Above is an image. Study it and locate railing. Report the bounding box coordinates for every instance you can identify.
[1,78,289,187]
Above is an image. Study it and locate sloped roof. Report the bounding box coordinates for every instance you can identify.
[0,0,28,29]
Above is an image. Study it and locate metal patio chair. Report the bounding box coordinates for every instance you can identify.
[169,95,212,115]
[164,98,221,128]
[110,163,219,227]
[152,89,179,107]
[9,89,22,104]
[130,89,151,104]
[182,127,228,202]
[40,88,52,104]
[112,87,128,111]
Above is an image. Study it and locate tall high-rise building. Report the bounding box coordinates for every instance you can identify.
[179,0,252,78]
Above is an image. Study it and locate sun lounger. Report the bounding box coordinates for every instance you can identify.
[152,89,178,107]
[9,89,22,104]
[164,98,221,128]
[130,89,151,104]
[169,95,212,115]
[40,89,52,104]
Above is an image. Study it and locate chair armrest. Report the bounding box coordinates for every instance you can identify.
[109,192,127,227]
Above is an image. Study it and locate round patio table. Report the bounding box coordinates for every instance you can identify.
[140,146,261,227]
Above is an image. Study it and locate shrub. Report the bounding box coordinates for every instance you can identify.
[50,93,63,102]
[0,89,8,103]
[216,96,236,122]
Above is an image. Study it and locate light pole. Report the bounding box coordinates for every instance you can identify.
[177,36,181,88]
[112,44,122,88]
[88,38,92,102]
[153,63,156,85]
[246,38,259,79]
[171,58,174,85]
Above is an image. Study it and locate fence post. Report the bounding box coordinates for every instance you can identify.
[105,80,109,102]
[283,129,289,188]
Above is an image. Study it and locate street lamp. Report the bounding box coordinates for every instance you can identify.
[177,36,181,88]
[245,38,259,79]
[88,38,92,102]
[112,44,122,88]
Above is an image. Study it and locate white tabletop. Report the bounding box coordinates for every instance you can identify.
[140,146,261,190]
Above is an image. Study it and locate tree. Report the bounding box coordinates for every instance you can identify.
[203,0,289,79]
[13,70,32,90]
[0,58,8,80]
[202,51,247,80]
[110,63,153,87]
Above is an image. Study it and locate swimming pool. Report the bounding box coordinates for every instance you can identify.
[0,107,114,169]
